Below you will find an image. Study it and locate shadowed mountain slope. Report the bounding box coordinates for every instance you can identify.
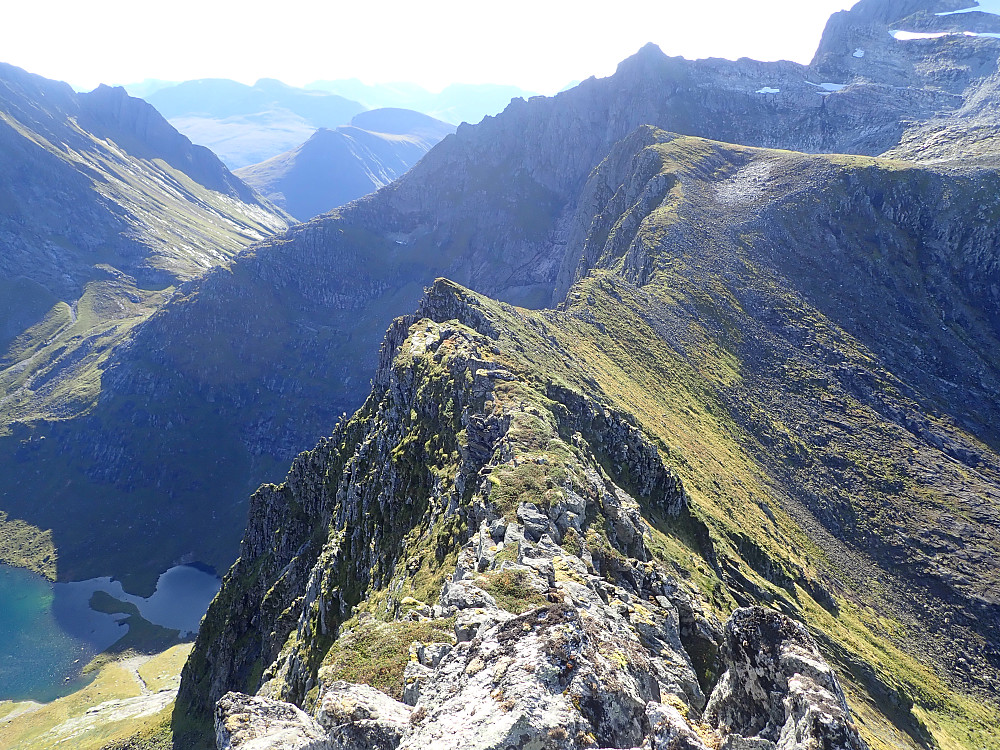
[0,62,290,579]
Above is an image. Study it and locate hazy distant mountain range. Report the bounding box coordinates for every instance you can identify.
[303,78,539,126]
[137,78,365,168]
[235,108,455,221]
[127,78,536,169]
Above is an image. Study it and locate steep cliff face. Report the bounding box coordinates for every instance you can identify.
[812,0,1000,163]
[180,130,1000,750]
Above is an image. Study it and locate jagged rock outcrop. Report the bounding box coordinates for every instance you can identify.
[215,603,866,750]
[178,280,703,739]
[215,693,329,750]
[315,681,411,749]
[705,608,868,750]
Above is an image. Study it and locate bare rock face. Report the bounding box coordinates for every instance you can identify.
[215,606,863,750]
[215,692,330,750]
[315,681,411,750]
[704,608,868,750]
[645,701,712,750]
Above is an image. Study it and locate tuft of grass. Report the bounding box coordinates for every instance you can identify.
[478,569,548,614]
[319,618,456,701]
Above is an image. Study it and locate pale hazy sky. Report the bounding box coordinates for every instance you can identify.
[5,0,857,94]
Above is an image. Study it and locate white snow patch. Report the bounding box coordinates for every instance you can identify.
[756,87,780,94]
[936,0,1000,16]
[853,48,865,57]
[891,30,952,39]
[891,28,1000,40]
[806,81,848,94]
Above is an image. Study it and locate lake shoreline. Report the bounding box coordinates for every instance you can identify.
[0,563,220,702]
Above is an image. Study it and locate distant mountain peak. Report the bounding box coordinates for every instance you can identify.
[636,40,667,57]
[614,42,675,78]
[235,107,454,221]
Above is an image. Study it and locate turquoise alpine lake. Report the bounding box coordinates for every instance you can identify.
[0,563,220,703]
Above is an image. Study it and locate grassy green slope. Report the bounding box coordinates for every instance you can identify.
[413,269,1000,749]
[0,645,190,750]
[534,132,1000,747]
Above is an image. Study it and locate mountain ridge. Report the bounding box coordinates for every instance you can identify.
[8,5,1000,590]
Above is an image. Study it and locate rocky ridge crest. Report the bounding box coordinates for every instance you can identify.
[181,125,1000,748]
[186,281,868,750]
